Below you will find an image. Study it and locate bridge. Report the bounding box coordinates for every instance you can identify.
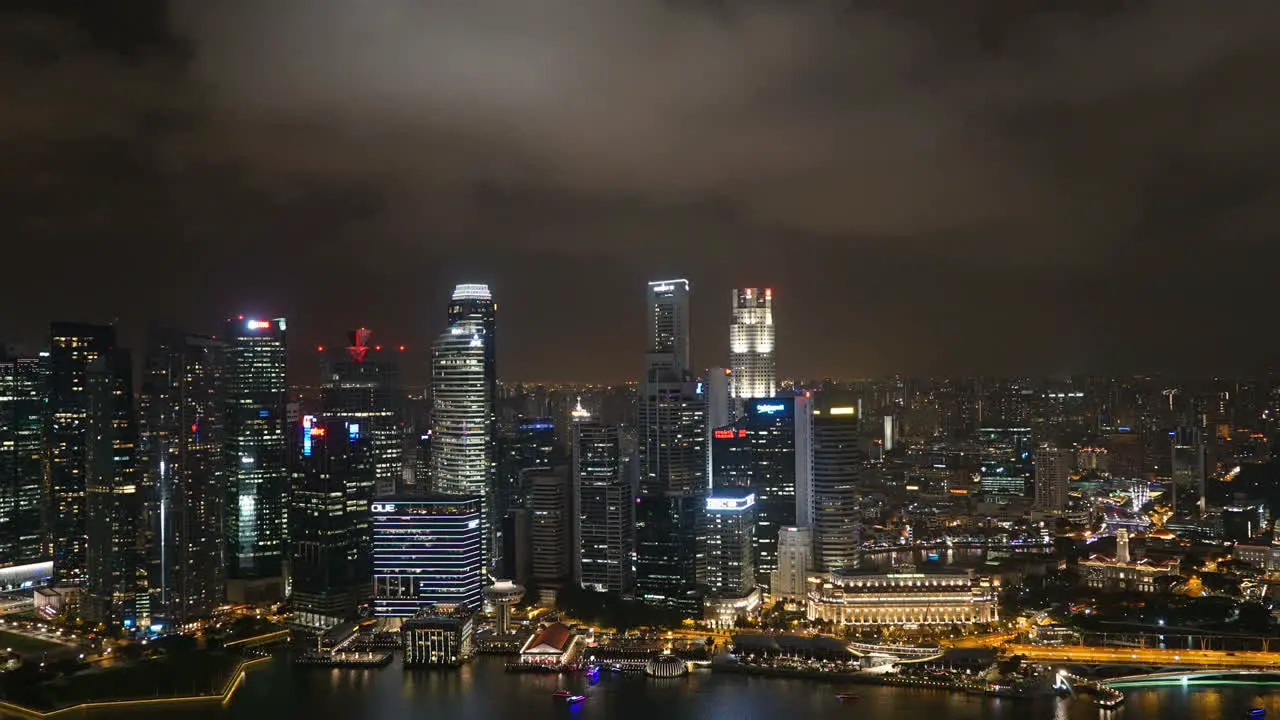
[1102,669,1280,688]
[1004,643,1280,670]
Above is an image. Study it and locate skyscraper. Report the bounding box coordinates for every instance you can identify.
[704,492,756,597]
[290,416,375,624]
[85,346,141,625]
[0,350,45,571]
[812,409,862,571]
[224,316,289,601]
[729,288,776,403]
[743,395,812,588]
[48,322,115,589]
[1033,446,1073,514]
[138,330,228,625]
[431,286,496,570]
[636,279,707,615]
[572,422,633,595]
[528,467,571,605]
[371,496,483,617]
[977,427,1033,503]
[320,328,404,497]
[1170,426,1206,517]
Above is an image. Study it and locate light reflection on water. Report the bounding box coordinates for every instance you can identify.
[66,655,1278,720]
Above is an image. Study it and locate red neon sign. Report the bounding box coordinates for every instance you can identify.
[713,429,735,439]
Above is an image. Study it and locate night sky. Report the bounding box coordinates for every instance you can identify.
[4,1,1280,383]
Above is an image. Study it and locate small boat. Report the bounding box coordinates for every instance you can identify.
[552,690,573,699]
[610,664,623,673]
[584,665,600,678]
[836,693,860,702]
[565,695,586,705]
[1248,709,1264,719]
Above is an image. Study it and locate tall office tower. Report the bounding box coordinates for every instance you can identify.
[0,350,45,571]
[290,416,375,625]
[371,496,483,617]
[527,467,571,605]
[710,423,752,489]
[85,347,141,625]
[706,368,733,429]
[977,427,1033,503]
[1170,426,1206,517]
[1033,446,1074,514]
[645,279,691,376]
[432,286,497,572]
[223,316,289,601]
[320,328,404,498]
[498,417,557,524]
[743,396,813,588]
[636,279,707,615]
[812,408,862,572]
[729,288,776,404]
[572,423,633,595]
[48,323,115,588]
[704,492,756,597]
[705,368,733,483]
[771,525,813,602]
[138,330,228,626]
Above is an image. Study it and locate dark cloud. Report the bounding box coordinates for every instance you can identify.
[3,1,1280,380]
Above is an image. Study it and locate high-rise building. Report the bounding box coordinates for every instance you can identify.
[224,316,289,600]
[497,417,557,530]
[636,279,707,615]
[706,367,733,430]
[729,288,775,403]
[977,427,1033,503]
[812,409,862,571]
[572,423,633,595]
[138,330,228,625]
[0,350,45,571]
[704,492,756,597]
[372,496,483,617]
[86,348,141,625]
[645,279,691,376]
[48,323,115,589]
[743,396,812,588]
[290,416,375,624]
[771,525,813,601]
[528,467,571,605]
[432,285,497,571]
[320,328,405,498]
[710,423,752,490]
[1170,427,1206,517]
[1033,446,1074,514]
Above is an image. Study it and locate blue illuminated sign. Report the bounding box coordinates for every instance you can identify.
[348,423,360,440]
[756,402,786,414]
[519,422,554,431]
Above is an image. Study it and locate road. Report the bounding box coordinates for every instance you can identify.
[1004,643,1280,668]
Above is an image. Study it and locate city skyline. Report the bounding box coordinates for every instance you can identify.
[6,3,1280,382]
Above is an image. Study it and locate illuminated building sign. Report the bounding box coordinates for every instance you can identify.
[706,494,755,511]
[652,284,674,293]
[348,423,360,440]
[303,415,315,456]
[245,319,272,330]
[713,429,735,439]
[755,402,786,414]
[371,503,395,513]
[828,407,855,415]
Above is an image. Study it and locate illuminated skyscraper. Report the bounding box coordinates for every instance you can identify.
[572,422,634,595]
[224,316,289,600]
[372,496,483,617]
[0,350,45,572]
[48,322,116,589]
[1170,426,1206,517]
[812,408,862,571]
[742,396,812,588]
[432,285,497,571]
[729,288,775,403]
[290,416,375,624]
[636,279,707,614]
[138,330,228,625]
[320,329,404,497]
[1033,446,1073,514]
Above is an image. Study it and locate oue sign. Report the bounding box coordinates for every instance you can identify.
[371,504,395,513]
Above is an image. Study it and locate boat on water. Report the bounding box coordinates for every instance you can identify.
[1248,709,1264,719]
[584,665,600,678]
[552,690,587,704]
[836,693,860,702]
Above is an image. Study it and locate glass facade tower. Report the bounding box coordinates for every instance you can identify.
[729,288,776,403]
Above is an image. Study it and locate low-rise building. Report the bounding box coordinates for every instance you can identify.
[518,622,579,665]
[401,608,475,666]
[806,567,999,627]
[1078,555,1180,593]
